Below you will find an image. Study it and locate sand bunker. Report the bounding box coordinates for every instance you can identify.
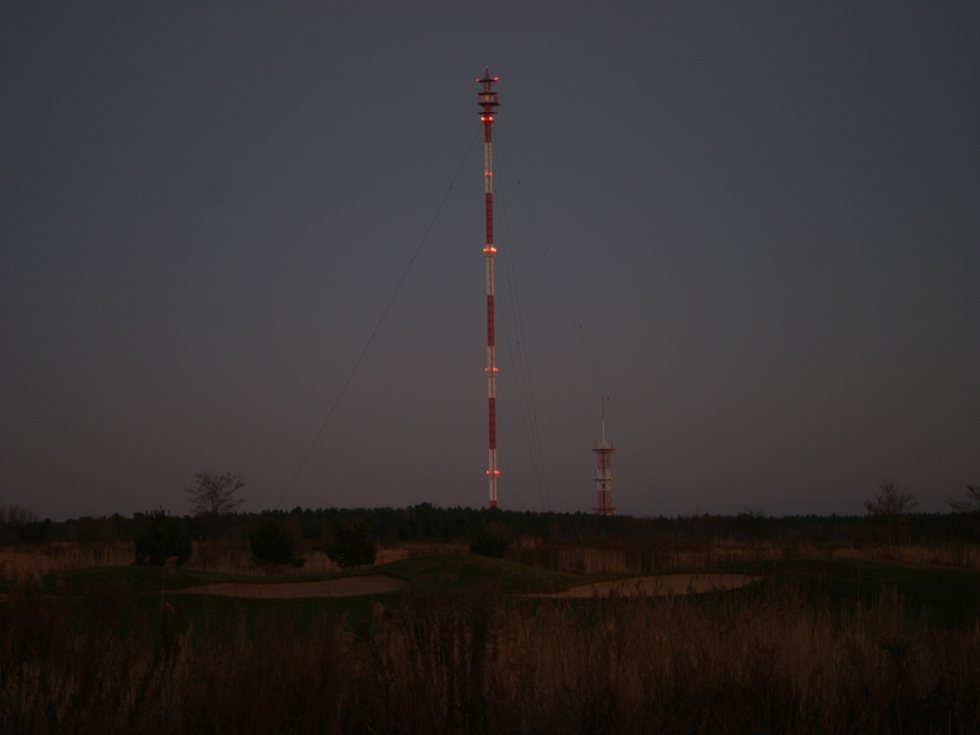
[529,573,761,598]
[180,575,408,599]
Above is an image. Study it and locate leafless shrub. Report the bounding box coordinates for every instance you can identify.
[864,478,918,546]
[184,470,245,536]
[949,484,980,546]
[0,506,39,525]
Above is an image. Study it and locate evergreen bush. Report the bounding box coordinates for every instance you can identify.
[469,521,513,558]
[249,519,304,568]
[134,508,191,567]
[325,520,377,569]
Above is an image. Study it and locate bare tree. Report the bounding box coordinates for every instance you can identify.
[0,506,40,544]
[184,471,245,539]
[948,484,980,546]
[863,477,918,546]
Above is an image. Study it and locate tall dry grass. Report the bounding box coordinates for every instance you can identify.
[0,541,470,581]
[3,537,979,582]
[2,579,978,733]
[509,537,980,575]
[830,543,980,569]
[0,542,135,581]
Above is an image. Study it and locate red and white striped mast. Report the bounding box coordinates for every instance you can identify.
[478,67,500,508]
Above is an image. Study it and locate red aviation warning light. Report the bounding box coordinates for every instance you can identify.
[478,72,499,123]
[479,67,500,508]
[478,70,499,113]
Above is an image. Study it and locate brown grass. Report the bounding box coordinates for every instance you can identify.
[2,578,978,733]
[830,543,980,569]
[508,537,980,575]
[0,541,470,581]
[0,542,135,581]
[3,537,979,583]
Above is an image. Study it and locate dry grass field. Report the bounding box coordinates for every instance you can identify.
[0,540,469,581]
[509,537,980,575]
[3,538,980,732]
[2,557,979,734]
[3,537,979,583]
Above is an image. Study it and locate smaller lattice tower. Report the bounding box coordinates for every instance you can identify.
[593,398,616,515]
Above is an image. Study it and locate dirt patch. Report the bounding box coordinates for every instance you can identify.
[179,575,408,598]
[528,573,762,598]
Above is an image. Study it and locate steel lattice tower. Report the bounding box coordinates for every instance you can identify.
[478,68,500,508]
[593,399,616,515]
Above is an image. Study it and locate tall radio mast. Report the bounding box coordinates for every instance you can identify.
[478,68,500,508]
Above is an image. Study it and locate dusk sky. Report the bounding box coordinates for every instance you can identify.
[2,3,978,521]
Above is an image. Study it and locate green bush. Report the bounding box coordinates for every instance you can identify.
[325,520,377,570]
[469,521,513,559]
[249,519,304,567]
[134,508,191,567]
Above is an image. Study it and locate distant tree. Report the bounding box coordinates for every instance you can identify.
[469,522,513,559]
[1,506,39,525]
[134,508,192,567]
[0,506,39,543]
[948,485,980,546]
[184,471,244,538]
[732,507,768,541]
[326,520,377,570]
[249,519,304,570]
[863,478,918,546]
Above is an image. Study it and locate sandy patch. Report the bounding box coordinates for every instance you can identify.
[528,573,761,598]
[179,575,408,598]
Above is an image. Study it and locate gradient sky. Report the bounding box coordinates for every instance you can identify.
[2,2,978,521]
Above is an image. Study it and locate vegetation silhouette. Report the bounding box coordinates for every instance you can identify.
[133,508,191,567]
[249,519,304,570]
[948,484,980,546]
[469,521,513,558]
[864,478,918,546]
[184,471,244,533]
[325,519,377,569]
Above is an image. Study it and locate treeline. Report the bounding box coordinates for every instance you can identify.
[2,503,979,546]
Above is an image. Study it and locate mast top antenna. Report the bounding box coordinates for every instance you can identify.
[478,67,499,118]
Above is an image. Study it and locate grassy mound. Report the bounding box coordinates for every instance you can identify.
[355,553,589,594]
[37,553,587,597]
[41,564,241,596]
[723,557,980,626]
